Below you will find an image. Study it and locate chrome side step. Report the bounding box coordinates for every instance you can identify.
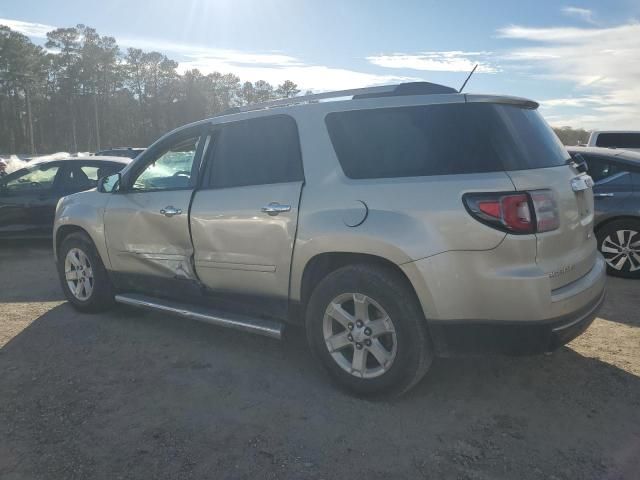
[114,293,284,340]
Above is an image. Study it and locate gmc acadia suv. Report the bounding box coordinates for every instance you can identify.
[53,82,606,396]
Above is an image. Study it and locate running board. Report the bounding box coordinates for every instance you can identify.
[114,293,284,340]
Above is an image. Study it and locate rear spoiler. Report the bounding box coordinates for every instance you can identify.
[464,94,539,110]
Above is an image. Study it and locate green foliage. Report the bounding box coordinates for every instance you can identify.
[553,126,591,146]
[0,24,301,154]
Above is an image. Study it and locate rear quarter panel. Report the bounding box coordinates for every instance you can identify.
[288,107,513,301]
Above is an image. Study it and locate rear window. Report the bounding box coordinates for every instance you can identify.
[595,133,640,149]
[325,103,569,179]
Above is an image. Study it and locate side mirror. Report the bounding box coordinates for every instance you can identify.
[98,173,121,193]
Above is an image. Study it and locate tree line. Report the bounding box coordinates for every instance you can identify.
[1,23,592,154]
[0,24,301,154]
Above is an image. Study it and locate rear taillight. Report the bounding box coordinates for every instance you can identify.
[530,191,559,232]
[463,190,558,234]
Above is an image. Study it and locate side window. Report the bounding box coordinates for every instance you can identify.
[596,133,640,149]
[132,136,200,191]
[60,165,101,191]
[209,115,303,189]
[583,156,623,183]
[3,164,60,192]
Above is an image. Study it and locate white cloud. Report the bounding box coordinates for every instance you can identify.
[499,22,640,129]
[541,96,609,108]
[117,35,417,91]
[177,55,416,91]
[366,51,498,73]
[562,6,596,24]
[0,18,55,38]
[0,17,414,91]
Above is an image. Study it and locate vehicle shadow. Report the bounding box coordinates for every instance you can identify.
[597,276,640,327]
[0,239,63,303]
[1,303,638,480]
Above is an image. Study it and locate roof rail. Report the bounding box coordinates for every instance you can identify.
[232,81,456,114]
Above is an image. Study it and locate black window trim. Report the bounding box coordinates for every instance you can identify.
[199,113,305,191]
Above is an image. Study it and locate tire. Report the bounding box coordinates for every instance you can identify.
[596,219,640,279]
[305,264,433,396]
[57,231,115,311]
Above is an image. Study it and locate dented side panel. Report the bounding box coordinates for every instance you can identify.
[103,190,197,279]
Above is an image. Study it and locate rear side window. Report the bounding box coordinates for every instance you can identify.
[209,115,303,188]
[325,103,569,179]
[595,133,640,149]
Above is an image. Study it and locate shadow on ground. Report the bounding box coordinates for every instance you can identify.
[0,239,62,303]
[1,299,638,480]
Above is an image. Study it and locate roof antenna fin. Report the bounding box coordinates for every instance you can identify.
[458,64,478,93]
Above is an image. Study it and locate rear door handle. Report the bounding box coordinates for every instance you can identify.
[594,193,614,198]
[160,206,182,217]
[261,202,291,216]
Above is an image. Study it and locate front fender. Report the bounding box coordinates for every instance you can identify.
[53,190,110,267]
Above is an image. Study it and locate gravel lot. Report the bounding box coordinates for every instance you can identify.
[1,240,639,479]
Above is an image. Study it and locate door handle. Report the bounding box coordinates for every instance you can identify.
[160,206,182,217]
[261,202,291,216]
[593,193,614,198]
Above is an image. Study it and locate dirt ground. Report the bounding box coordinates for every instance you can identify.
[1,240,639,480]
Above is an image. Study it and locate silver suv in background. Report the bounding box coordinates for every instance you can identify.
[53,82,606,396]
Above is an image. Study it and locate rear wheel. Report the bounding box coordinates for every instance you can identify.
[596,219,640,279]
[57,232,115,311]
[306,264,433,396]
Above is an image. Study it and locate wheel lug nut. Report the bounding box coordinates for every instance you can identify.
[347,323,354,331]
[364,327,371,336]
[347,334,353,342]
[356,320,363,328]
[355,343,363,350]
[365,339,372,347]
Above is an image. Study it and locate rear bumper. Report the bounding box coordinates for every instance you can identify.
[401,246,607,356]
[429,288,604,355]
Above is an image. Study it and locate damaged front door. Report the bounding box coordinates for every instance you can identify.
[104,128,207,287]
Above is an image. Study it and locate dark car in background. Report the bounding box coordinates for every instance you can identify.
[0,156,129,238]
[568,146,640,278]
[94,147,145,159]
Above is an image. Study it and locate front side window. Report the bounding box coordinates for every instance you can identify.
[208,115,303,189]
[325,103,569,179]
[132,137,200,191]
[2,164,60,192]
[583,156,625,183]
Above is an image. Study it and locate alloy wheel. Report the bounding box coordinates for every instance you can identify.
[64,248,94,301]
[601,229,640,272]
[322,292,397,379]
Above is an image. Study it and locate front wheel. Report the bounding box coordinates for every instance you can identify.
[306,264,433,396]
[57,232,115,311]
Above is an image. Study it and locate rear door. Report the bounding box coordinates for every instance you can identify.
[0,162,63,236]
[104,128,207,282]
[190,115,304,317]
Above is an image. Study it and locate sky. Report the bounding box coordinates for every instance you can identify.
[2,0,640,129]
